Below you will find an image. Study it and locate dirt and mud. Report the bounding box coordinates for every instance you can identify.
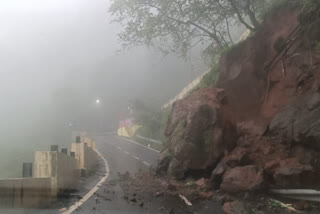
[156,3,320,214]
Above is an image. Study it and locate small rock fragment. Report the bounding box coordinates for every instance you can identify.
[223,200,246,214]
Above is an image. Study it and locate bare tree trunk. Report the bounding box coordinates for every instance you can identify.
[227,0,256,31]
[226,17,234,44]
[187,21,225,48]
[246,1,260,29]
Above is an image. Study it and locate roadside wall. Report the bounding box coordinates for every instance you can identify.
[71,142,98,171]
[83,137,96,149]
[0,178,55,208]
[0,134,98,208]
[33,151,79,191]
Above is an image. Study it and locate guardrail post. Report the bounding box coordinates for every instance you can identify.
[51,145,59,152]
[76,136,81,143]
[61,148,68,155]
[22,162,33,178]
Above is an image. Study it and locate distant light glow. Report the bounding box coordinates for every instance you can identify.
[96,99,100,104]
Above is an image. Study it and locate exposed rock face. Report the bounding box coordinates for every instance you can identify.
[220,165,264,193]
[158,5,320,192]
[269,93,320,149]
[217,6,301,123]
[157,88,237,179]
[265,158,316,188]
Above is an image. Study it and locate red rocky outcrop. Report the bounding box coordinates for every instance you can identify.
[157,88,237,179]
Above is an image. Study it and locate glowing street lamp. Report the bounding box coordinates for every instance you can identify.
[96,99,100,104]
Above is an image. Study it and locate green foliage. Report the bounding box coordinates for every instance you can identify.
[109,0,269,57]
[303,0,320,10]
[198,64,219,88]
[299,0,320,24]
[132,99,170,142]
[268,200,285,209]
[247,207,257,214]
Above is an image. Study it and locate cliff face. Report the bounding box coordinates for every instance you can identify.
[157,4,320,191]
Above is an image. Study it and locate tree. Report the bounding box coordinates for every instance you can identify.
[109,0,268,56]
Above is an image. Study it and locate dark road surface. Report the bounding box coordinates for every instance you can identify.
[70,134,159,214]
[0,134,223,214]
[68,135,223,214]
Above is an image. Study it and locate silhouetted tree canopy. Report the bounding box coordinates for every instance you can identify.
[110,0,268,56]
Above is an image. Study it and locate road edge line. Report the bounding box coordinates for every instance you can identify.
[61,148,110,214]
[116,136,160,153]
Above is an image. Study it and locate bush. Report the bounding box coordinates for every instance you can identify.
[132,99,170,142]
[198,64,219,88]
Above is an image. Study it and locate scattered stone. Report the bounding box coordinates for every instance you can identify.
[195,178,206,188]
[59,208,67,212]
[198,191,213,200]
[130,198,137,203]
[158,206,165,211]
[94,197,100,204]
[103,197,112,201]
[220,165,264,192]
[168,208,174,214]
[170,180,181,187]
[273,163,314,188]
[293,200,312,211]
[223,200,246,214]
[139,201,144,207]
[155,191,163,197]
[168,184,177,191]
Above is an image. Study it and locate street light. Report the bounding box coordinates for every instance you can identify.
[96,99,100,104]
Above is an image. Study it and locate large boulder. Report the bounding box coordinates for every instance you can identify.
[157,88,237,179]
[220,165,264,192]
[269,93,320,150]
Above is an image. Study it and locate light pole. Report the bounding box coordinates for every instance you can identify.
[95,98,103,132]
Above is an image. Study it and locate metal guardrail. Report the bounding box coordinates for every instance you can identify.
[270,189,320,202]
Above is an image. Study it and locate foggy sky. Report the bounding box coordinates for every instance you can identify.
[0,0,206,177]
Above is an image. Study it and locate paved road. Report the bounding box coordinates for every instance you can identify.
[2,134,223,214]
[67,134,160,214]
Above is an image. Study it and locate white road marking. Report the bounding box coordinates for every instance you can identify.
[61,148,110,214]
[133,156,140,160]
[143,161,150,166]
[124,151,130,155]
[117,137,160,153]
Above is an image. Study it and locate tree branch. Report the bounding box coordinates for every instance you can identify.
[226,0,256,31]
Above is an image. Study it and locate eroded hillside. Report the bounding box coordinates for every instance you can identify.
[158,2,320,195]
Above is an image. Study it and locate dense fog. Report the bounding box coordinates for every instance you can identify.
[0,0,206,177]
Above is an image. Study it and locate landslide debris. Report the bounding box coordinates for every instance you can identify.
[157,1,320,203]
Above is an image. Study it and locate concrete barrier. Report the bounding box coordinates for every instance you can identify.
[0,134,98,208]
[71,142,98,172]
[33,151,79,191]
[0,177,55,208]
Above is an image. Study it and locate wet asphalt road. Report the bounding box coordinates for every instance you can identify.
[0,134,158,214]
[1,134,224,214]
[68,134,159,214]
